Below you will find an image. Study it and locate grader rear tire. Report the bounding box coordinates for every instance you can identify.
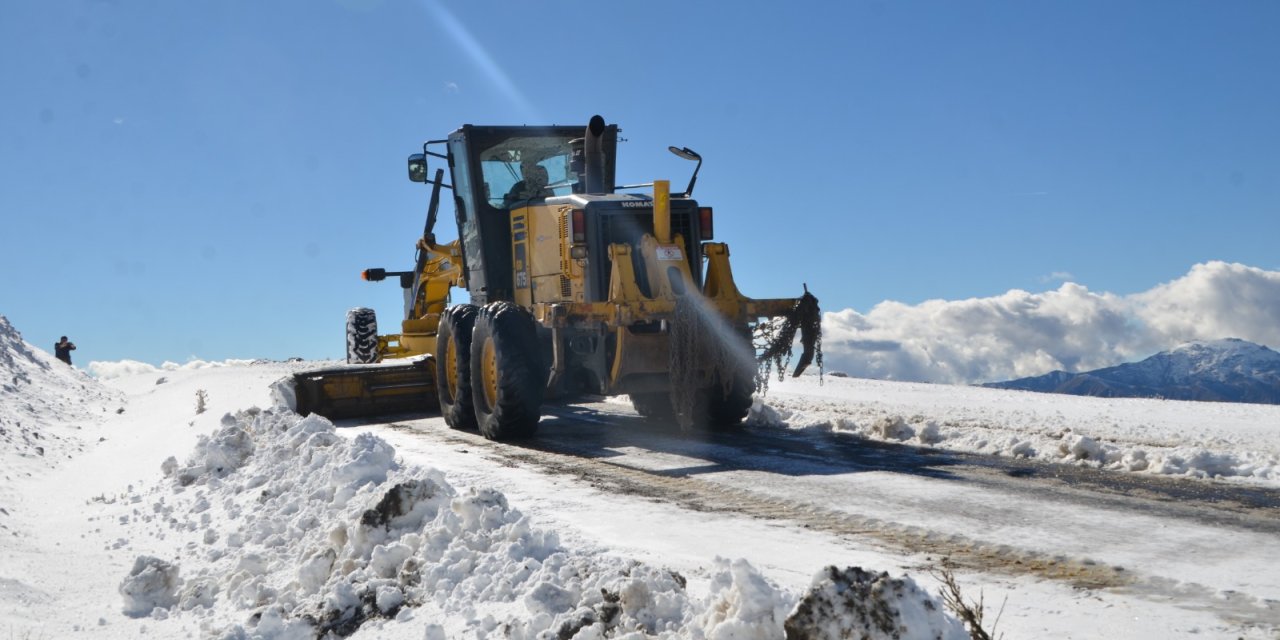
[630,392,675,421]
[669,321,755,431]
[695,369,754,429]
[435,304,478,430]
[346,308,379,364]
[470,302,544,440]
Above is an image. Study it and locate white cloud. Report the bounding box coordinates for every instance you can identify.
[820,261,1280,384]
[88,358,257,380]
[444,81,459,93]
[1038,271,1075,283]
[1132,262,1280,349]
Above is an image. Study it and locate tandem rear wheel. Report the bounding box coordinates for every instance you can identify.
[435,304,478,430]
[470,302,544,440]
[632,373,753,430]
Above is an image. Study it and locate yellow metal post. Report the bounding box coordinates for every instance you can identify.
[654,179,671,244]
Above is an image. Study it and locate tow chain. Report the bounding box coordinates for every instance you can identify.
[755,285,823,394]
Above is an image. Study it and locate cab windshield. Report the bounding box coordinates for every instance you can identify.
[478,135,577,208]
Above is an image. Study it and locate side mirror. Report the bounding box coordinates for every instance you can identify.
[668,146,702,197]
[408,153,427,183]
[668,146,701,162]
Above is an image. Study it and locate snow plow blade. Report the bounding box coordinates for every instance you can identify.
[293,358,438,420]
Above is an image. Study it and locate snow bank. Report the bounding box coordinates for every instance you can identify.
[122,403,967,638]
[0,315,120,471]
[762,374,1280,486]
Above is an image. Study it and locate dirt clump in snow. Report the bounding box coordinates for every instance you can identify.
[784,566,967,640]
[359,479,443,529]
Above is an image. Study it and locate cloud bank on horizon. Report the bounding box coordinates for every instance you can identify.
[76,262,1277,389]
[822,261,1280,385]
[88,358,260,380]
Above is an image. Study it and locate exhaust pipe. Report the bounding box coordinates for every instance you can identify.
[584,115,607,195]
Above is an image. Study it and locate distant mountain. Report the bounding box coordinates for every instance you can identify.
[983,338,1280,404]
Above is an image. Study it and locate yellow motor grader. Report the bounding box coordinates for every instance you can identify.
[294,115,820,439]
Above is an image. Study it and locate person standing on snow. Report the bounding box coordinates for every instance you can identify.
[54,336,76,365]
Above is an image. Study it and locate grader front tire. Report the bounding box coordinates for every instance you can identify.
[346,308,379,364]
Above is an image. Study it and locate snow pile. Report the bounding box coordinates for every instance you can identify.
[784,567,966,640]
[119,556,182,617]
[0,315,120,472]
[690,558,794,638]
[763,374,1280,486]
[125,404,965,638]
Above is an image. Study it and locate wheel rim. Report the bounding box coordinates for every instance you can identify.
[481,337,498,409]
[445,340,458,398]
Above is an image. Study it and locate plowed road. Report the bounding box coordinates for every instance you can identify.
[339,398,1280,635]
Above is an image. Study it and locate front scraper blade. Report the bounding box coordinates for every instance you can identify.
[293,357,438,420]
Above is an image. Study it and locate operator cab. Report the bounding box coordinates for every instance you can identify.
[426,124,618,304]
[409,117,709,306]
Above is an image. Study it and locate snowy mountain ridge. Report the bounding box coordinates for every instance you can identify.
[984,338,1280,404]
[1167,338,1280,378]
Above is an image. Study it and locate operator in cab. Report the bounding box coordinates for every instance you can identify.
[503,161,554,208]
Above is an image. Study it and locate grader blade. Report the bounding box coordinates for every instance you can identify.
[293,358,438,420]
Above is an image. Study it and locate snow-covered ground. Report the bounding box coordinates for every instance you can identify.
[2,314,1279,639]
[759,372,1280,486]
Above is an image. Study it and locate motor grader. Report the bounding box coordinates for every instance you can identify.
[294,115,820,439]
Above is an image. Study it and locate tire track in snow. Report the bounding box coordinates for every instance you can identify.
[385,420,1132,590]
[376,409,1280,629]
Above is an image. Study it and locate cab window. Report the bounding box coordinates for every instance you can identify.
[478,135,577,208]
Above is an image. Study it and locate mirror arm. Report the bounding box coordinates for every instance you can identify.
[425,139,449,161]
[420,141,451,187]
[681,158,701,197]
[667,146,703,197]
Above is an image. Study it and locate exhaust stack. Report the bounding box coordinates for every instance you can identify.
[584,115,608,195]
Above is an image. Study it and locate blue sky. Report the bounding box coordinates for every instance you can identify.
[2,0,1277,370]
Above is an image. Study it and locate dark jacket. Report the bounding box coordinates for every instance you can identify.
[55,340,75,364]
